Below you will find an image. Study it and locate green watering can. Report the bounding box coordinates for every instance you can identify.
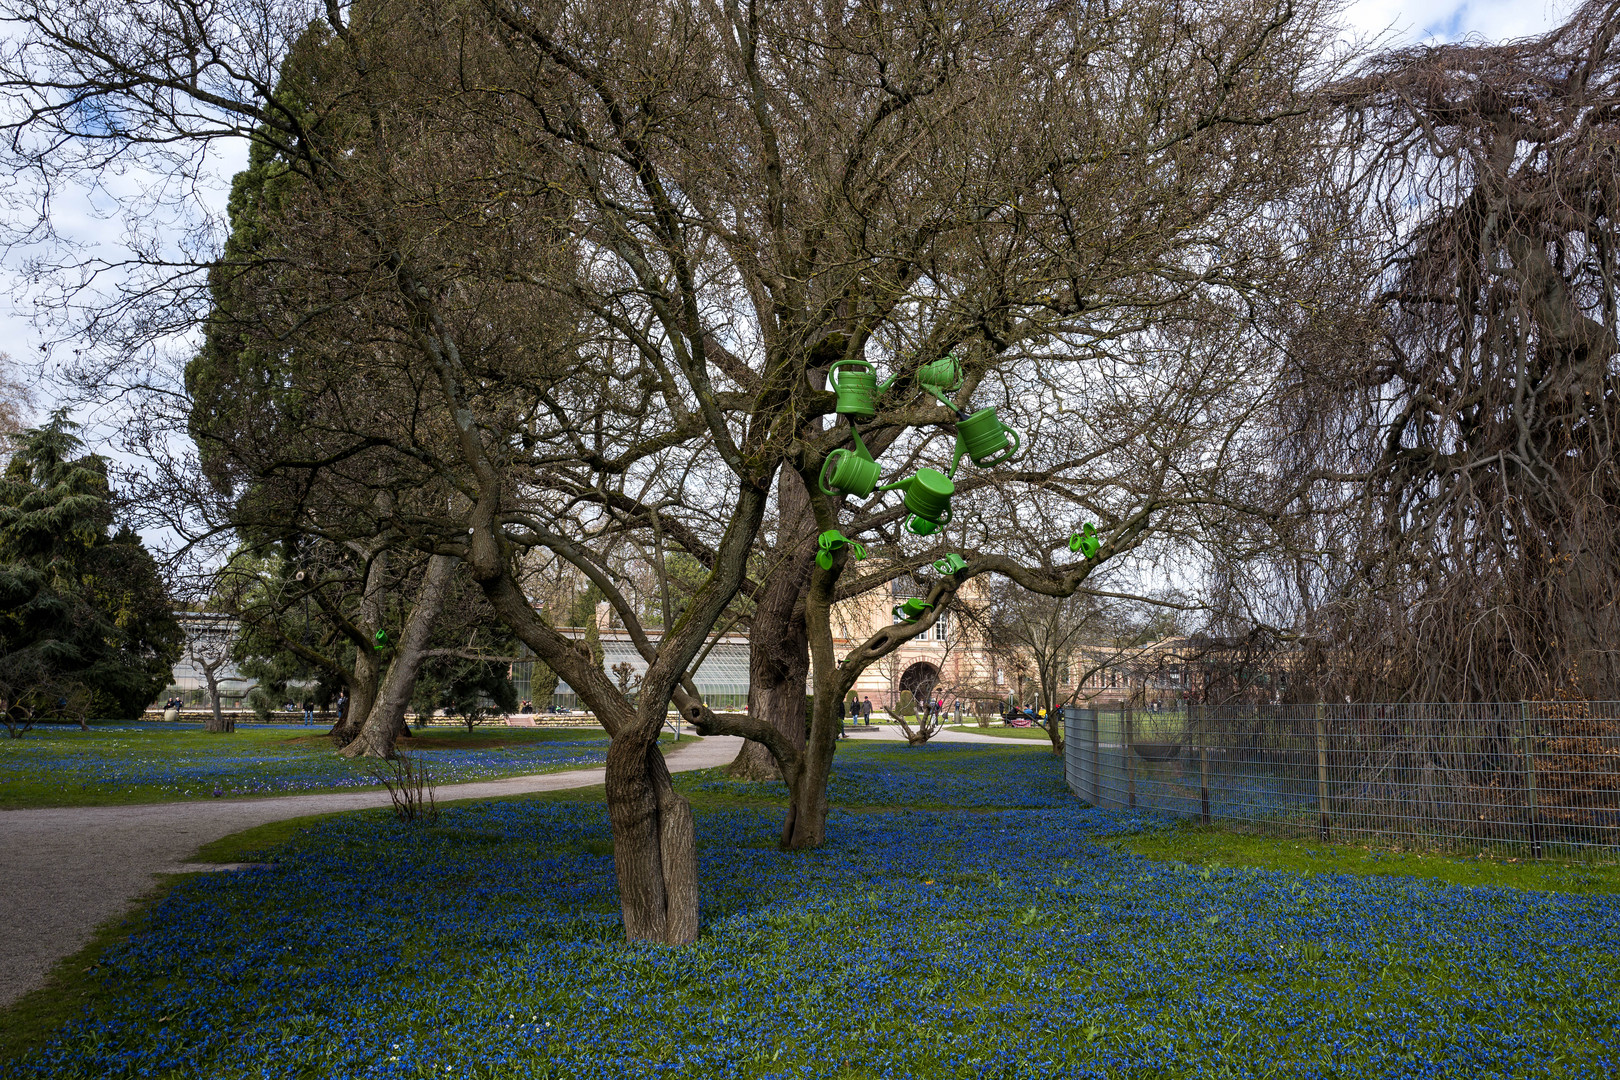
[815,529,867,570]
[917,353,964,410]
[826,359,896,421]
[932,552,968,575]
[893,597,933,624]
[948,407,1021,474]
[1069,523,1100,559]
[880,467,954,533]
[374,629,389,651]
[819,425,883,498]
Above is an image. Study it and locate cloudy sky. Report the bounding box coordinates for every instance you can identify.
[1,0,1579,430]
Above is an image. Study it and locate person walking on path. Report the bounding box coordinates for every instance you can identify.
[862,697,873,725]
[302,700,314,725]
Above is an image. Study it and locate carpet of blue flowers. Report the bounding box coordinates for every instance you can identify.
[9,743,1618,1079]
[0,724,611,805]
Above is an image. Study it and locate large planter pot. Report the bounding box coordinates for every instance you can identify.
[1131,741,1182,762]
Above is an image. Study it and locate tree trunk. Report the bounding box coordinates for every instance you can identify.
[606,710,700,943]
[731,620,809,781]
[340,555,456,759]
[781,661,848,849]
[202,666,233,733]
[330,649,379,743]
[329,547,389,744]
[730,467,816,781]
[1043,676,1063,756]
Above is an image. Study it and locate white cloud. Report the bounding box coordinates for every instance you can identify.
[1341,0,1572,43]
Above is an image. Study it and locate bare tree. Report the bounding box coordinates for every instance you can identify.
[0,0,1365,941]
[985,583,1121,754]
[1277,1,1620,702]
[181,615,238,733]
[0,354,33,456]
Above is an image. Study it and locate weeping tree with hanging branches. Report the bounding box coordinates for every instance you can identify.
[1282,2,1620,702]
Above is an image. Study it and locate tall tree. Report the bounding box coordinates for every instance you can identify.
[0,416,182,731]
[1276,1,1620,701]
[2,0,1361,940]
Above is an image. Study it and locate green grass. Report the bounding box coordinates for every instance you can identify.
[1118,820,1620,895]
[190,810,364,863]
[8,744,1619,1079]
[0,876,184,1067]
[0,723,647,809]
[944,723,1055,741]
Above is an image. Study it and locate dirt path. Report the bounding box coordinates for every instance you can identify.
[0,735,742,1009]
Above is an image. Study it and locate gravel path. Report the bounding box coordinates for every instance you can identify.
[0,734,742,1009]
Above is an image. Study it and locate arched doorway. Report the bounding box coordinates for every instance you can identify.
[899,662,939,701]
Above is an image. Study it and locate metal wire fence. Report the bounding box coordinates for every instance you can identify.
[1062,702,1620,855]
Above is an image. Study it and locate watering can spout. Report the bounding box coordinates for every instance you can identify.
[819,423,882,498]
[917,353,964,411]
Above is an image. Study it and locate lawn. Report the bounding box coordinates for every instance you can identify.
[944,723,1054,741]
[4,743,1618,1078]
[0,722,637,808]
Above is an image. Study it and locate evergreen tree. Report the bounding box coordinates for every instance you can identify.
[0,415,182,732]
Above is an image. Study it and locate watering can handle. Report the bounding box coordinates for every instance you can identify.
[975,427,1022,469]
[826,358,870,387]
[818,452,842,497]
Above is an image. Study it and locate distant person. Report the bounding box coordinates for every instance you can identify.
[335,691,348,723]
[303,700,314,725]
[862,697,873,725]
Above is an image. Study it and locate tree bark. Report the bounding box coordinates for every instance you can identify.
[330,649,379,742]
[201,663,233,733]
[329,548,389,744]
[782,527,850,851]
[607,729,698,942]
[340,554,457,759]
[782,670,840,850]
[730,467,816,781]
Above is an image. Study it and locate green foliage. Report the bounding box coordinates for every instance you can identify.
[220,548,342,720]
[1117,823,1620,895]
[413,657,519,732]
[0,416,181,726]
[185,21,338,497]
[897,689,917,719]
[0,724,618,809]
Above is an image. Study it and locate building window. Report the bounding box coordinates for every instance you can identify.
[932,613,948,641]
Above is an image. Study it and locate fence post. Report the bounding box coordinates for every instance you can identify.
[1199,703,1211,825]
[1520,702,1542,859]
[1124,704,1136,809]
[1315,701,1330,842]
[1090,711,1101,804]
